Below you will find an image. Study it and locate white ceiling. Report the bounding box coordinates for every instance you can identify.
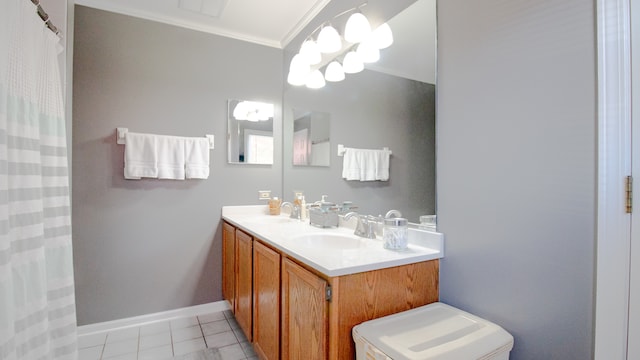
[74,0,332,48]
[74,0,436,84]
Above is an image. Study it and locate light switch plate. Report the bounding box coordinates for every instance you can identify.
[259,190,271,200]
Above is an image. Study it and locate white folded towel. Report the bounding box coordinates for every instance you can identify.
[185,138,210,179]
[157,135,186,180]
[342,148,391,181]
[124,132,158,180]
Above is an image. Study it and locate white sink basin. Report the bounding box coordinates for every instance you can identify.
[289,233,367,249]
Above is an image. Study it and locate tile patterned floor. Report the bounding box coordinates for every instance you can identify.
[78,310,257,360]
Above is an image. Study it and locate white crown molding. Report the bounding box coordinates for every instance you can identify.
[75,0,282,48]
[280,0,332,49]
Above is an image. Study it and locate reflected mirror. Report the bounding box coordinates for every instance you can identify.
[293,109,330,167]
[227,99,275,165]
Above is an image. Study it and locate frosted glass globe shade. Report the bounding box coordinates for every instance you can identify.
[305,69,326,89]
[373,23,393,49]
[344,12,371,43]
[289,53,310,74]
[300,40,321,65]
[287,70,307,86]
[342,51,364,74]
[317,25,342,53]
[325,61,345,82]
[356,40,380,63]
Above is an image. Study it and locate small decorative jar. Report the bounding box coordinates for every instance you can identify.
[268,197,282,215]
[383,217,409,250]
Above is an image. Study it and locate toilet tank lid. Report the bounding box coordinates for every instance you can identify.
[352,302,514,360]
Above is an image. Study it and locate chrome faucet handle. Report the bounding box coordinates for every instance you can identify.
[343,211,359,221]
[385,209,403,219]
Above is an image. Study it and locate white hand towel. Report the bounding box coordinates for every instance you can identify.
[375,149,390,181]
[341,148,390,181]
[124,132,157,180]
[157,135,186,180]
[185,138,210,179]
[342,148,360,181]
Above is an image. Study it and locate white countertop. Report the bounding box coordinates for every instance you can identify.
[222,205,444,277]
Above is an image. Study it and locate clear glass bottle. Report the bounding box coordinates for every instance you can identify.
[383,217,409,250]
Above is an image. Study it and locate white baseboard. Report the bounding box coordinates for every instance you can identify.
[77,301,231,336]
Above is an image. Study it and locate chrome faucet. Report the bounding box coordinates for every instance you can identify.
[385,209,403,219]
[281,202,301,220]
[344,212,378,239]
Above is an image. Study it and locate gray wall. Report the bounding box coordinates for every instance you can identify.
[437,1,596,359]
[72,6,283,325]
[283,71,436,222]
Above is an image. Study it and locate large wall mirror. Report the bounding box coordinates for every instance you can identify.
[283,0,436,223]
[227,99,275,165]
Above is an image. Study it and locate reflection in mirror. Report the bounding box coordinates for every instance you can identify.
[282,0,436,222]
[293,109,330,167]
[227,99,274,165]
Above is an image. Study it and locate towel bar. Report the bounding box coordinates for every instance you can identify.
[337,144,391,156]
[116,127,214,149]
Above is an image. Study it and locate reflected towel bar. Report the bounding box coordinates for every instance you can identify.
[116,127,215,149]
[337,144,391,156]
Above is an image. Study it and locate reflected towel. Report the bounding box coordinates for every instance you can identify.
[341,148,390,181]
[156,135,186,180]
[185,138,210,179]
[124,132,157,180]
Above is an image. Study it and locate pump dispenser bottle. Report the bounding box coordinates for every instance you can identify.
[300,196,307,220]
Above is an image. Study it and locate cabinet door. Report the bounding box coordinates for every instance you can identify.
[281,258,328,360]
[235,229,253,341]
[253,241,281,360]
[222,222,236,312]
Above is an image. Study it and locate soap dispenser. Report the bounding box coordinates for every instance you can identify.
[300,196,307,221]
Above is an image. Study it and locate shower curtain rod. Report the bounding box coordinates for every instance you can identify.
[29,0,61,36]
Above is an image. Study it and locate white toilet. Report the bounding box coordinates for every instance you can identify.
[352,302,514,360]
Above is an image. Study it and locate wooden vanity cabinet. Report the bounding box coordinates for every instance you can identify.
[326,260,439,359]
[282,256,438,360]
[281,258,328,360]
[222,222,235,312]
[253,241,281,360]
[235,229,254,341]
[222,221,439,360]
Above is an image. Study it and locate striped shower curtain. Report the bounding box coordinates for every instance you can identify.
[0,0,77,359]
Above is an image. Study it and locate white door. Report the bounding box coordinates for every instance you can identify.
[630,1,640,357]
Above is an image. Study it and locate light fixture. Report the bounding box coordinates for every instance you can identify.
[305,69,326,89]
[342,51,364,74]
[325,61,345,82]
[287,2,393,88]
[372,22,393,49]
[317,25,342,53]
[344,12,371,43]
[299,39,321,65]
[356,39,380,63]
